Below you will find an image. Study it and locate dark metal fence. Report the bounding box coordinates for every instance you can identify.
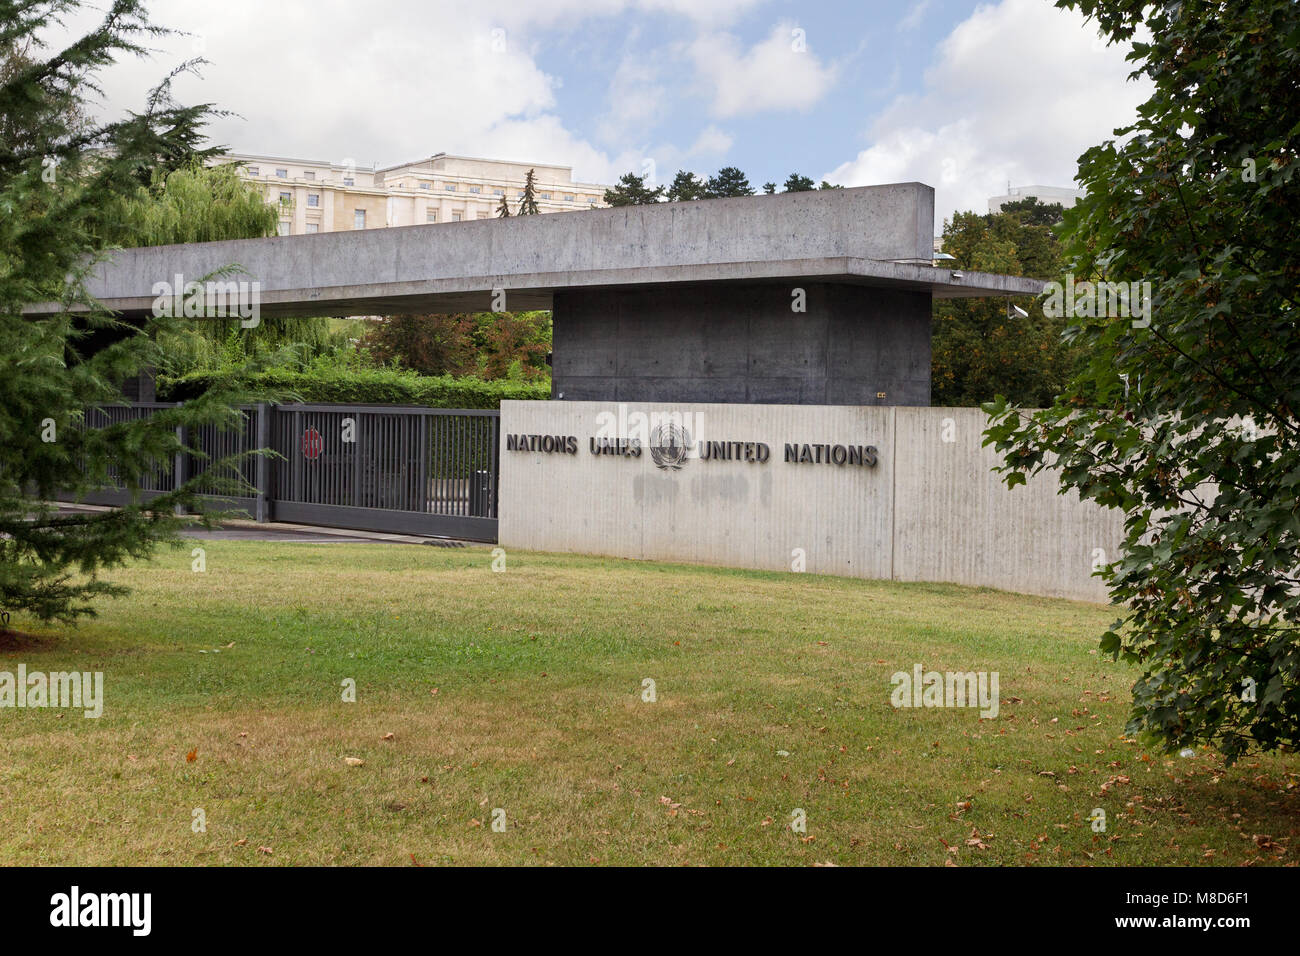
[61,402,500,542]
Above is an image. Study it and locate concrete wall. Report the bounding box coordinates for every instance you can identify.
[552,284,931,406]
[498,401,1124,603]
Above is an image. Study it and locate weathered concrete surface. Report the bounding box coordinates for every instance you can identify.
[498,401,1124,603]
[890,406,1124,600]
[553,284,932,406]
[499,399,896,581]
[27,183,1042,319]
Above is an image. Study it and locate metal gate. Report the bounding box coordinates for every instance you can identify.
[269,404,499,540]
[60,403,501,542]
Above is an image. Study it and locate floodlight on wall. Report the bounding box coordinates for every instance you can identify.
[950,271,963,280]
[1007,302,1029,319]
[934,252,957,262]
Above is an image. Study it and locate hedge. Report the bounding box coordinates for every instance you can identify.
[158,367,551,409]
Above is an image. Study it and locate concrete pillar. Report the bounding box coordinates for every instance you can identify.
[551,283,931,406]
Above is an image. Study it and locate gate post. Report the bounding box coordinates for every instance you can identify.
[255,403,270,522]
[174,418,187,516]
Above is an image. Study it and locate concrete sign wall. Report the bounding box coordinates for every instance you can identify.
[498,401,1125,603]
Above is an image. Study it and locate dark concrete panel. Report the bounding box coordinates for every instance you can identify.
[552,283,932,406]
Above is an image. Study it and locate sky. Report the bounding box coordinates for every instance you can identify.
[62,0,1153,229]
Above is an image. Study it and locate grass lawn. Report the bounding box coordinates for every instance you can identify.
[1,540,1296,866]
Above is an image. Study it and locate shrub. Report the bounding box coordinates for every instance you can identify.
[159,366,550,409]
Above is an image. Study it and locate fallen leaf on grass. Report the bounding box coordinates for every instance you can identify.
[185,748,197,763]
[344,757,365,766]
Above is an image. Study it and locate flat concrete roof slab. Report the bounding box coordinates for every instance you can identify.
[28,183,1042,319]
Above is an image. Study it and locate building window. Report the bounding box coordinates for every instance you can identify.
[247,166,260,176]
[445,184,456,191]
[277,221,291,236]
[426,210,438,223]
[304,171,315,180]
[564,194,574,202]
[306,223,319,234]
[419,182,431,190]
[343,177,355,187]
[279,191,291,204]
[469,185,481,193]
[451,212,462,222]
[540,192,552,200]
[275,168,288,178]
[307,194,319,207]
[354,209,366,229]
[476,212,489,219]
[493,188,504,195]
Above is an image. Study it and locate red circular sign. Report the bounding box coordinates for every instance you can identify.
[302,427,323,460]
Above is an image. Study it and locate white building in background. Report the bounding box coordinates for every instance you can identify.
[987,184,1084,213]
[222,152,610,236]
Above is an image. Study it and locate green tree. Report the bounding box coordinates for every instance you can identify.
[358,314,478,377]
[99,161,277,248]
[496,192,511,217]
[984,0,1300,762]
[932,203,1076,407]
[603,171,664,206]
[783,173,815,192]
[665,169,706,202]
[817,180,842,190]
[516,168,540,215]
[93,159,347,379]
[762,181,776,195]
[358,311,553,382]
[703,166,754,198]
[998,196,1067,228]
[1,0,264,625]
[473,311,552,381]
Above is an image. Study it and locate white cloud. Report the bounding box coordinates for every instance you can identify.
[690,20,839,118]
[897,0,933,32]
[63,0,767,188]
[688,124,734,156]
[598,54,668,150]
[825,0,1153,230]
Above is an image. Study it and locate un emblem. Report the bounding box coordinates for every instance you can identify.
[648,423,692,471]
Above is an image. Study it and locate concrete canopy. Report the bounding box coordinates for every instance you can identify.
[30,182,1046,406]
[30,182,1043,320]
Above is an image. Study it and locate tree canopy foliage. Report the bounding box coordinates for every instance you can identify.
[985,0,1300,762]
[932,200,1079,407]
[358,311,552,382]
[1,0,263,623]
